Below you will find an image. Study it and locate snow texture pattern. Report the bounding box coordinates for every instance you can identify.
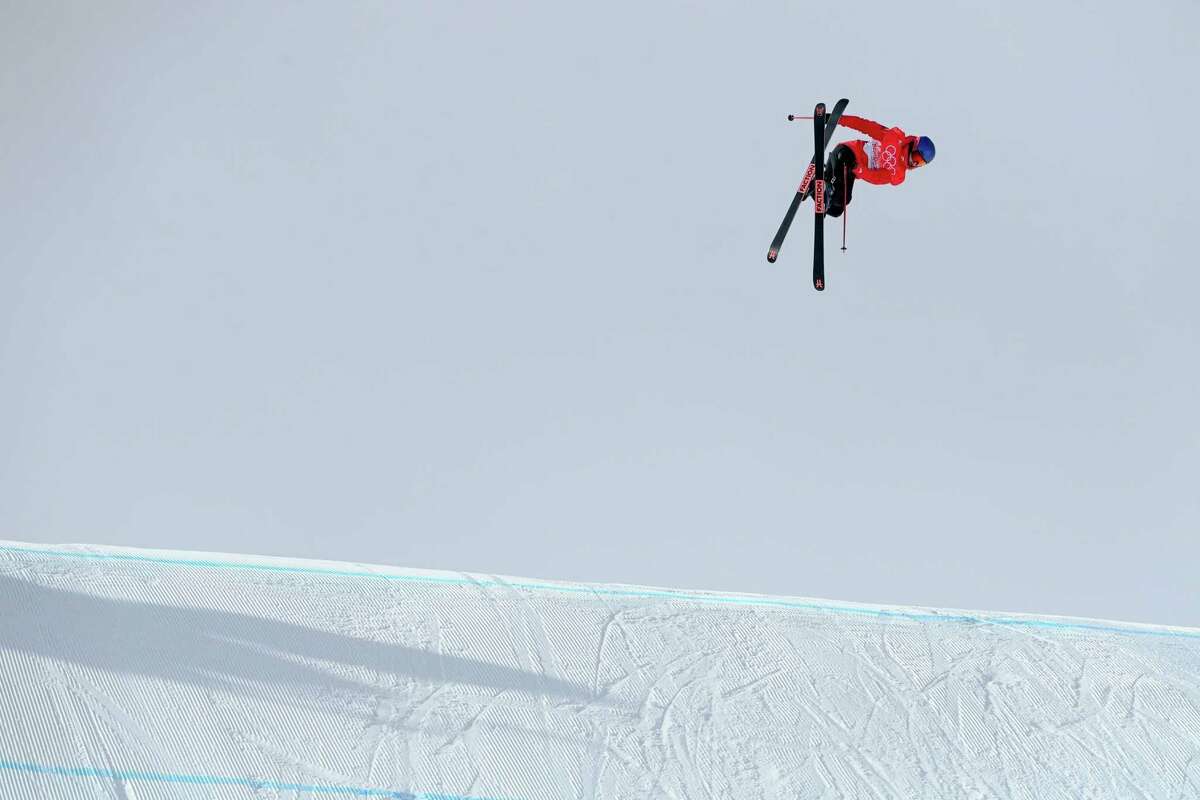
[2,541,1199,799]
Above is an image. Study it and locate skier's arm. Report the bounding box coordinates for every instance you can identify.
[837,114,891,140]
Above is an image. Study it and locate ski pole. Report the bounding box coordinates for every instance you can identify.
[840,164,848,252]
[786,114,814,121]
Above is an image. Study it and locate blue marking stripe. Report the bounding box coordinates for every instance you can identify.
[1,544,1197,640]
[0,758,499,798]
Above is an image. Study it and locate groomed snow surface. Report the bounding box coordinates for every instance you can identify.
[1,542,1198,799]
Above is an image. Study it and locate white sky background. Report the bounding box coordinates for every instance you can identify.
[2,1,1197,627]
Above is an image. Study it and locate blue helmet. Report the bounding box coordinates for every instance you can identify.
[913,135,935,166]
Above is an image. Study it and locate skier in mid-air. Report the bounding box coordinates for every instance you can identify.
[822,115,935,217]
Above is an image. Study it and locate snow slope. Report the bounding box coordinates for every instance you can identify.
[2,541,1198,799]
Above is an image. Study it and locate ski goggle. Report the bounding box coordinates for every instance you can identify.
[908,142,927,168]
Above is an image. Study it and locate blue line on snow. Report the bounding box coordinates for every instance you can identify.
[0,759,504,800]
[1,544,1197,641]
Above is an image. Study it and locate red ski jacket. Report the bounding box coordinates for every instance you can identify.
[837,115,918,186]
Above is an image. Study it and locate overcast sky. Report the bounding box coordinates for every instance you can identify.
[3,1,1198,627]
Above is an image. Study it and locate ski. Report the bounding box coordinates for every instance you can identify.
[800,97,849,202]
[812,102,827,291]
[766,98,848,263]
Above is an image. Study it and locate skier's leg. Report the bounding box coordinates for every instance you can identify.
[825,146,847,217]
[826,145,856,218]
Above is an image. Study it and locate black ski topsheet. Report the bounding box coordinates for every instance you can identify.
[766,98,848,264]
[812,103,827,291]
[801,97,848,202]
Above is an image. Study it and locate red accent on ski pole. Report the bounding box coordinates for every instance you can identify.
[840,164,848,252]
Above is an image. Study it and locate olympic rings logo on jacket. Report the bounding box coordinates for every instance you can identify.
[837,115,915,187]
